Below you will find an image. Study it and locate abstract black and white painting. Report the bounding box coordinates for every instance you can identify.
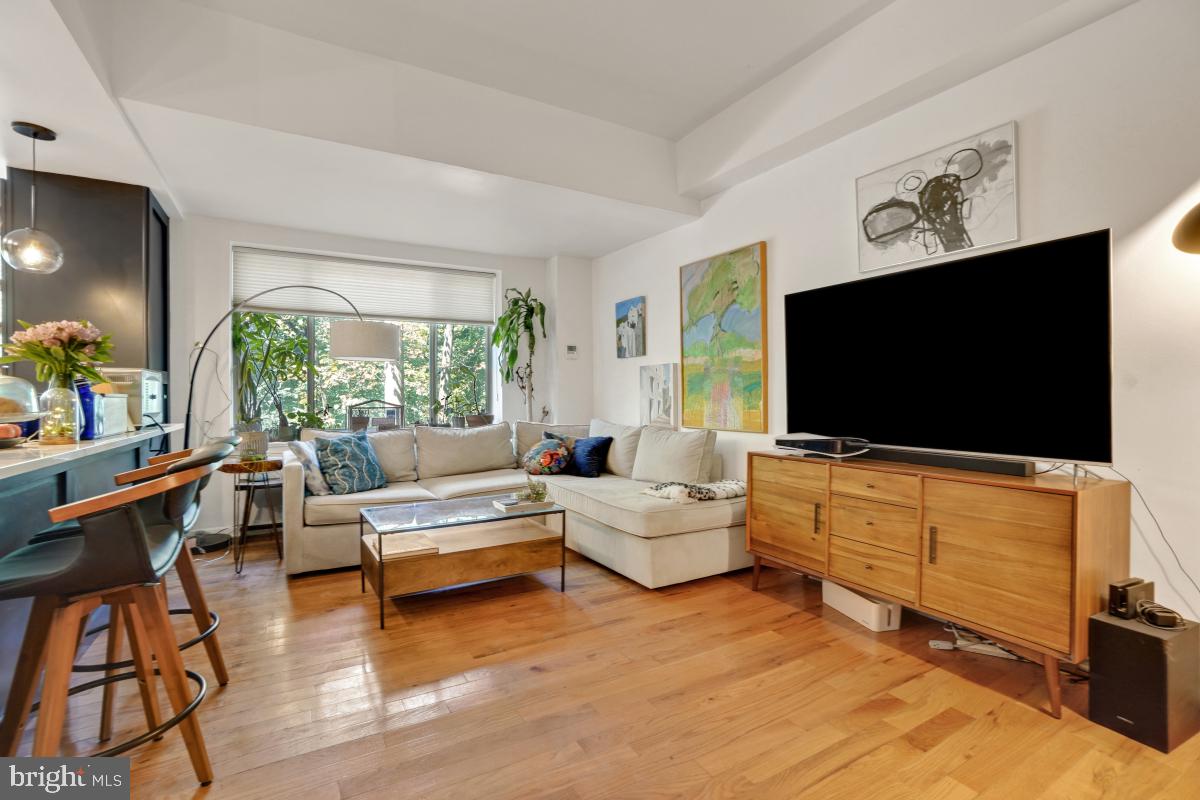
[856,122,1017,272]
[639,363,677,427]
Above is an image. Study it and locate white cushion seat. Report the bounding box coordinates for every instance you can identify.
[417,468,530,500]
[545,474,745,539]
[303,481,437,525]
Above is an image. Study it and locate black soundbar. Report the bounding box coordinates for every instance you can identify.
[774,436,1035,476]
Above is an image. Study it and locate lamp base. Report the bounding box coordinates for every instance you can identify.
[191,531,231,554]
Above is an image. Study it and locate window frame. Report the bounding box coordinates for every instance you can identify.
[235,311,493,430]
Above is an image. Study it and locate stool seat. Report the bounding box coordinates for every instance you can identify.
[0,537,84,599]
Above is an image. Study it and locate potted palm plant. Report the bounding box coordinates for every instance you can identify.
[492,288,546,422]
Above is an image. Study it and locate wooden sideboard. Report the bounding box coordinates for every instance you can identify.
[746,451,1131,717]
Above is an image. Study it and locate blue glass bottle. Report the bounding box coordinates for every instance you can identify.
[75,378,97,440]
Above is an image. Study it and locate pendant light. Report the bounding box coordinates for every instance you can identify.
[1173,201,1200,254]
[1,122,64,274]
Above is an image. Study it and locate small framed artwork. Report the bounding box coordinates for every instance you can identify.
[856,121,1018,272]
[616,296,646,358]
[639,363,677,427]
[679,242,767,432]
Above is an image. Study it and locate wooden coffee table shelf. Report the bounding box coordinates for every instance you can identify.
[360,497,566,628]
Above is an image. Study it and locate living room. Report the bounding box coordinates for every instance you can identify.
[1,0,1199,797]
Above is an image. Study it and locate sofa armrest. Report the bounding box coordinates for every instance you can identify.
[280,451,308,574]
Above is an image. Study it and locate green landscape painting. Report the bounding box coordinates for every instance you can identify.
[679,242,767,432]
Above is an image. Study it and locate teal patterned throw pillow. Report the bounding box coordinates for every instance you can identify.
[315,432,388,495]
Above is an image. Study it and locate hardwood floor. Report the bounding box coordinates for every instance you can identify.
[30,540,1200,798]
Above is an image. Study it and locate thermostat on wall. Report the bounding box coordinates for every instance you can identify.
[566,344,579,360]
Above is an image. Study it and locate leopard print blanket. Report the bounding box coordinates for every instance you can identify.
[642,479,747,504]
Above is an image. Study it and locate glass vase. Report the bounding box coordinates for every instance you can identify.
[40,374,81,445]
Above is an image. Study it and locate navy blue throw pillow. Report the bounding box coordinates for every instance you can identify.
[564,434,613,478]
[315,432,388,495]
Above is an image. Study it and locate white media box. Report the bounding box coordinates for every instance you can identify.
[821,580,902,632]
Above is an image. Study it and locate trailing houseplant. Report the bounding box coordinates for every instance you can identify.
[492,288,546,422]
[0,319,114,444]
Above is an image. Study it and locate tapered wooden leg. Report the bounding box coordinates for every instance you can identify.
[121,601,163,737]
[1043,654,1062,719]
[98,603,126,742]
[0,596,57,755]
[132,584,213,785]
[33,602,85,756]
[751,556,762,591]
[174,545,230,685]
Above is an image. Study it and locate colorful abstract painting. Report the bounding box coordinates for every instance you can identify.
[857,121,1017,272]
[679,243,767,432]
[615,296,646,358]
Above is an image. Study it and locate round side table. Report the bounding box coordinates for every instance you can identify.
[219,458,283,574]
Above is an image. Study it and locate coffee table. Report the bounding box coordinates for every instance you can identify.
[359,495,566,628]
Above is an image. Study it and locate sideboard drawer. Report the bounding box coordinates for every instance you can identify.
[831,467,919,507]
[829,495,919,555]
[829,536,918,602]
[751,456,827,492]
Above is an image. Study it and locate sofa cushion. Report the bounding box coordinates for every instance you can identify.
[415,423,516,478]
[546,432,612,478]
[631,426,710,484]
[588,419,642,477]
[315,432,388,495]
[515,421,589,459]
[302,428,417,482]
[522,439,571,475]
[304,481,436,525]
[546,474,745,538]
[417,468,530,500]
[288,440,332,496]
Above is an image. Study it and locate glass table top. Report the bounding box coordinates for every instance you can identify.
[360,493,564,535]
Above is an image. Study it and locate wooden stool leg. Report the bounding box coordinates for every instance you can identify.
[121,601,163,737]
[1043,653,1062,719]
[173,546,230,685]
[0,596,57,755]
[33,602,85,756]
[751,556,762,591]
[132,584,213,785]
[98,603,126,742]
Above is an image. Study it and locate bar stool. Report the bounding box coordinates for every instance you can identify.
[0,461,219,784]
[28,439,238,742]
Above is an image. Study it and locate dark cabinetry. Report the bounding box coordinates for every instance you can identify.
[2,169,169,383]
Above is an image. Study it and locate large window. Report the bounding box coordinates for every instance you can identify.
[229,246,497,434]
[234,313,491,432]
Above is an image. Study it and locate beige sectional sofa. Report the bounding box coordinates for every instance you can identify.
[280,420,751,588]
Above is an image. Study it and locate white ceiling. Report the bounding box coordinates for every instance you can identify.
[180,0,890,139]
[123,100,696,258]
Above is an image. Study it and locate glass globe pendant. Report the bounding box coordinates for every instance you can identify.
[1,122,63,274]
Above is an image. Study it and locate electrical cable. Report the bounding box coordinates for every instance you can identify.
[1105,466,1200,604]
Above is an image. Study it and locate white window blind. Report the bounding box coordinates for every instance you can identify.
[231,246,496,325]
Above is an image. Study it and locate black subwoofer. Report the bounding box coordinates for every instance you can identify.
[1088,612,1200,752]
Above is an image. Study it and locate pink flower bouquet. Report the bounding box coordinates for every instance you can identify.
[0,319,115,383]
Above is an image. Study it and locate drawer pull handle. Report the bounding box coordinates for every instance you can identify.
[865,483,876,489]
[865,521,874,526]
[813,503,822,535]
[929,526,938,564]
[864,564,874,571]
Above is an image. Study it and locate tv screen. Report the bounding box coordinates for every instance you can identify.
[784,230,1112,464]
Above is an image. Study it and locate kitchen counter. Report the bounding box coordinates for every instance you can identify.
[0,424,182,481]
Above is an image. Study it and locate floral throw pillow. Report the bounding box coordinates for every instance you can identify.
[523,439,571,475]
[315,432,388,495]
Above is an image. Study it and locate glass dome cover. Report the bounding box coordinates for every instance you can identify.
[0,374,39,419]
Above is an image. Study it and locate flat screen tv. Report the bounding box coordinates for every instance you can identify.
[784,230,1112,464]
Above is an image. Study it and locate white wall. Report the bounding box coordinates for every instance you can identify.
[171,215,548,529]
[545,255,594,424]
[591,0,1200,615]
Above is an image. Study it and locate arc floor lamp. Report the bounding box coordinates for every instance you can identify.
[183,284,398,448]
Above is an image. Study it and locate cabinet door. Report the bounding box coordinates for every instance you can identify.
[748,457,827,572]
[922,480,1074,653]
